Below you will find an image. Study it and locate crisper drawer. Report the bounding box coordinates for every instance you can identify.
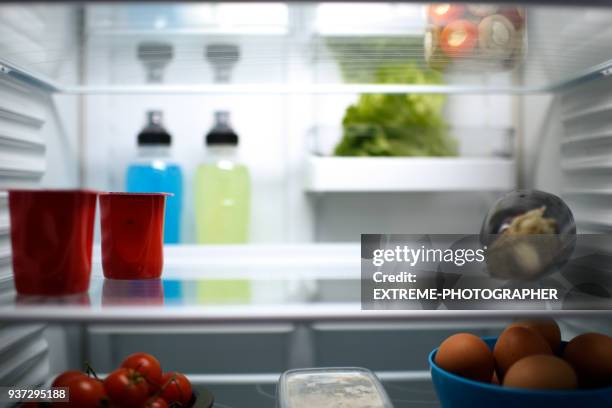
[86,324,295,374]
[312,322,507,371]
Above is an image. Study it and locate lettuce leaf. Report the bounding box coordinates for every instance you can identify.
[334,64,457,157]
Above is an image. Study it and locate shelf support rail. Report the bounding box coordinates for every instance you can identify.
[0,59,61,94]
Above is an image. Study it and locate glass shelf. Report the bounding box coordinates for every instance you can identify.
[1,245,610,324]
[2,277,609,324]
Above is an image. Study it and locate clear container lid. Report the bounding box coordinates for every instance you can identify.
[278,367,393,408]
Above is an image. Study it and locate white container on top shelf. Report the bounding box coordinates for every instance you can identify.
[305,126,516,192]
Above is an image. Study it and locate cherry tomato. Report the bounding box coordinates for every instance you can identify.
[146,397,169,408]
[104,368,149,408]
[121,352,163,392]
[159,372,192,406]
[440,20,478,57]
[428,4,465,26]
[51,370,86,388]
[52,375,107,408]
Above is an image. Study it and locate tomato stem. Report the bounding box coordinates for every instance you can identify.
[84,361,101,381]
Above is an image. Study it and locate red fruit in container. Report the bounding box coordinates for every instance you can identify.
[100,193,167,280]
[104,367,149,408]
[8,190,97,295]
[52,375,107,408]
[440,20,478,58]
[121,352,163,391]
[428,4,465,26]
[146,397,169,408]
[52,370,87,388]
[160,372,193,406]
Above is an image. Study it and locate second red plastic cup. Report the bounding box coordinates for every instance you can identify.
[100,193,166,280]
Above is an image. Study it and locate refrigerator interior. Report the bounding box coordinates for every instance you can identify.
[1,2,612,407]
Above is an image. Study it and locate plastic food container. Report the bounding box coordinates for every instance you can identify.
[429,337,612,408]
[277,367,393,408]
[8,190,98,295]
[425,4,526,72]
[100,192,167,280]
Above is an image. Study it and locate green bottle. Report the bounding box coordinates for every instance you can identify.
[195,111,250,244]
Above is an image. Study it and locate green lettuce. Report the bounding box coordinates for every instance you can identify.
[334,64,456,157]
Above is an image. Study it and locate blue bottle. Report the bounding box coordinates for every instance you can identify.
[126,111,183,243]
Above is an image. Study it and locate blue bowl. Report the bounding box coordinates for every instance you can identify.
[429,336,612,408]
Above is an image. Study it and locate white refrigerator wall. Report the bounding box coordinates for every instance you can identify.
[0,4,82,396]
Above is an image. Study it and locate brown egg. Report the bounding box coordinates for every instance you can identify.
[508,318,561,353]
[435,333,495,382]
[563,332,612,388]
[503,355,578,390]
[494,326,552,379]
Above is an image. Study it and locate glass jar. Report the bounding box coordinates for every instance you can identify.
[425,3,526,72]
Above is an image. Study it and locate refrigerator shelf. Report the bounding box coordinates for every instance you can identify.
[1,295,609,324]
[0,244,609,324]
[305,157,516,192]
[3,51,612,96]
[44,371,431,386]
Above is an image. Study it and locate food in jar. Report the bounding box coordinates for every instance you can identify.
[440,20,479,57]
[428,4,465,26]
[425,25,449,71]
[467,4,499,17]
[501,6,525,29]
[425,3,526,71]
[478,14,517,60]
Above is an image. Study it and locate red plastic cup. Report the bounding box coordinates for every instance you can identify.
[100,193,166,279]
[8,190,98,295]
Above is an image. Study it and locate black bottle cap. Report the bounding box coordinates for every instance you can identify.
[138,111,171,146]
[206,111,238,146]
